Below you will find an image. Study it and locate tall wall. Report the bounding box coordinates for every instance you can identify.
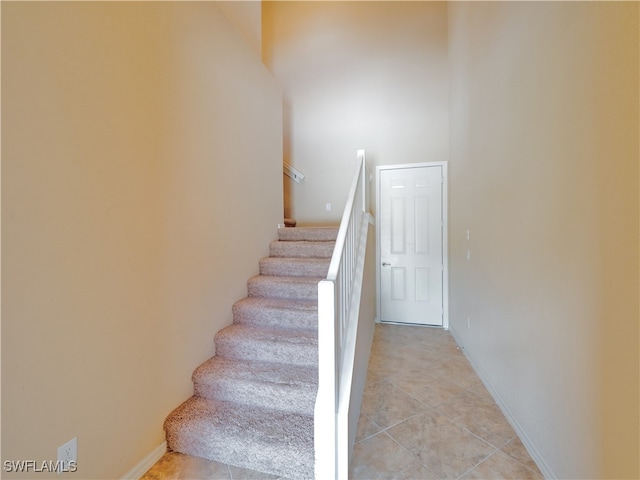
[1,2,282,478]
[448,2,639,478]
[219,1,262,57]
[263,1,449,224]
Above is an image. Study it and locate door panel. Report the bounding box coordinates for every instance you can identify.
[379,165,444,326]
[391,267,406,300]
[391,197,406,254]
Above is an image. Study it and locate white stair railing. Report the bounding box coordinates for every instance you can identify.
[315,150,371,479]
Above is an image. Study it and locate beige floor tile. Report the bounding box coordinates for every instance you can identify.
[373,324,428,349]
[369,335,397,357]
[427,354,484,389]
[361,379,426,429]
[435,390,517,448]
[501,437,543,476]
[459,450,544,480]
[141,452,231,480]
[392,460,439,480]
[355,412,383,443]
[470,381,495,401]
[389,370,466,408]
[368,326,462,381]
[349,431,427,480]
[414,329,461,353]
[365,350,413,385]
[386,410,495,479]
[391,341,453,368]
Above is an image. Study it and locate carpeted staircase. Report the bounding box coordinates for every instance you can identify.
[164,226,338,479]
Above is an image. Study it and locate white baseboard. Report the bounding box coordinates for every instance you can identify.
[449,327,554,480]
[121,441,167,480]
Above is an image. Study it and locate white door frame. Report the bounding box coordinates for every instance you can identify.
[375,162,449,329]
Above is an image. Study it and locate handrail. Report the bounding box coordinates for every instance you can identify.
[283,162,305,183]
[315,150,369,479]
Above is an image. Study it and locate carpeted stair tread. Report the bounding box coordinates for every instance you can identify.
[215,324,317,366]
[278,226,338,242]
[233,297,318,330]
[193,357,317,415]
[164,396,314,479]
[247,275,322,301]
[259,256,331,278]
[269,240,335,259]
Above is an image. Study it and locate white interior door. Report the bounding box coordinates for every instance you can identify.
[378,164,447,326]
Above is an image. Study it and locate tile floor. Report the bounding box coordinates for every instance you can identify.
[141,324,544,480]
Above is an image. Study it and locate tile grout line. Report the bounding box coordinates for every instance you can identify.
[378,428,443,480]
[357,325,544,479]
[430,402,516,451]
[453,448,500,480]
[497,442,546,478]
[353,413,384,445]
[382,369,510,448]
[379,412,497,480]
[369,355,510,479]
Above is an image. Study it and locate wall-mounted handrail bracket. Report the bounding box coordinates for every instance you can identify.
[283,162,305,183]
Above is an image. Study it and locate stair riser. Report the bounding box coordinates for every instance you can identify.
[166,428,313,480]
[269,241,335,259]
[259,258,330,277]
[193,380,316,416]
[215,338,317,367]
[164,398,314,479]
[278,227,338,242]
[247,280,318,301]
[233,304,318,330]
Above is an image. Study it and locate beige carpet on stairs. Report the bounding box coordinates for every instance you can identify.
[164,226,338,479]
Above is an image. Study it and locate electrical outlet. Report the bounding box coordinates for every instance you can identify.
[57,437,77,475]
[325,203,331,212]
[467,316,471,329]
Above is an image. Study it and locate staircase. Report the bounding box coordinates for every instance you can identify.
[164,226,338,479]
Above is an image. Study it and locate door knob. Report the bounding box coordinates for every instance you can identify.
[382,262,391,267]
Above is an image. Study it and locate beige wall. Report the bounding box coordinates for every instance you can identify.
[263,1,449,225]
[219,1,262,57]
[448,2,639,479]
[1,2,282,478]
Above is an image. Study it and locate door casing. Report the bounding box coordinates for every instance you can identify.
[375,162,449,329]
